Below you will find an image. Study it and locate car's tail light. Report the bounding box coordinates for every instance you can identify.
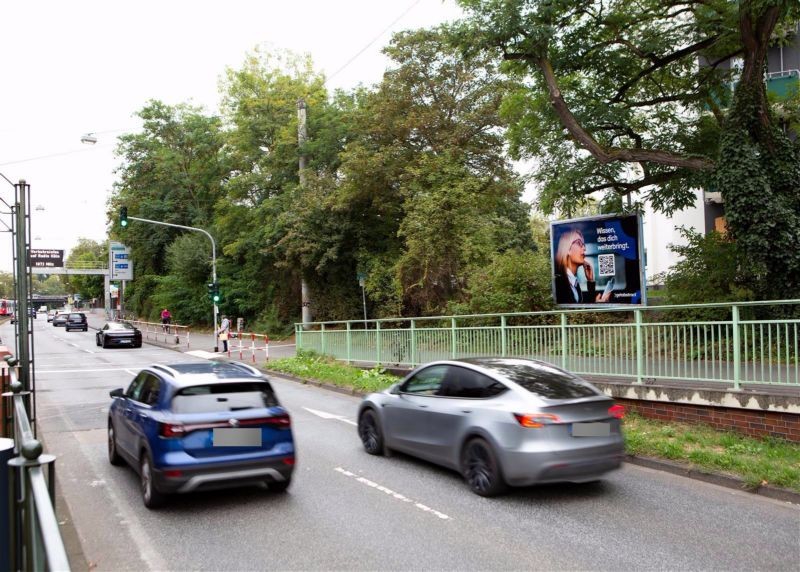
[164,469,183,478]
[160,423,185,438]
[233,414,291,428]
[513,413,560,428]
[282,456,296,466]
[159,414,290,438]
[608,404,625,419]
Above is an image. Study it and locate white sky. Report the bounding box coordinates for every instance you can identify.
[0,0,465,273]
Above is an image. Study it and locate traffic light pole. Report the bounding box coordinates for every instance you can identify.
[124,215,219,351]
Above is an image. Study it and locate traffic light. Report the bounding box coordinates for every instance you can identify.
[120,206,128,227]
[207,282,220,303]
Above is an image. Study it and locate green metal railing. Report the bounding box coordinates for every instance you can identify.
[296,300,800,388]
[2,357,70,571]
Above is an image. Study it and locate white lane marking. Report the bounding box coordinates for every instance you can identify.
[125,369,137,375]
[335,467,451,520]
[303,407,358,426]
[82,349,94,354]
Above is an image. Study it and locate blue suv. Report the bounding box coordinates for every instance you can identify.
[108,361,296,508]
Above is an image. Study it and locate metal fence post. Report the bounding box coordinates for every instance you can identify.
[376,321,382,365]
[296,324,302,353]
[635,309,644,384]
[451,318,457,359]
[410,320,416,367]
[320,323,326,355]
[500,315,507,357]
[346,322,352,365]
[732,305,740,391]
[560,313,568,369]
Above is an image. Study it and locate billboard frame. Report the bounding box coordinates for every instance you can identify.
[550,212,647,308]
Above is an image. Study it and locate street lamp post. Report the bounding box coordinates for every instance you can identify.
[123,215,219,351]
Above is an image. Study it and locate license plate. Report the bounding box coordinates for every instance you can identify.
[213,428,262,447]
[118,339,132,344]
[571,422,610,437]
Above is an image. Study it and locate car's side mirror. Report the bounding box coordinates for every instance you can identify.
[109,388,125,398]
[389,384,402,395]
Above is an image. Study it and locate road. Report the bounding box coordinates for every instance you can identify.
[8,314,800,571]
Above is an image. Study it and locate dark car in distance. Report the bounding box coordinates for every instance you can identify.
[96,321,142,348]
[65,312,88,332]
[108,361,296,508]
[357,358,625,497]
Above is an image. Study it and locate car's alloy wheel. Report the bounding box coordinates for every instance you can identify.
[140,454,165,509]
[358,410,384,455]
[108,423,123,466]
[462,438,507,497]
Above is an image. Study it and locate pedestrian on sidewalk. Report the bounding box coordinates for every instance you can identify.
[218,314,230,353]
[161,308,172,333]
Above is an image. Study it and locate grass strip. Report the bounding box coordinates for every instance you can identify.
[267,351,800,493]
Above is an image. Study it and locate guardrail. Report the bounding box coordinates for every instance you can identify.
[296,300,800,389]
[2,356,70,571]
[227,332,269,363]
[129,320,191,348]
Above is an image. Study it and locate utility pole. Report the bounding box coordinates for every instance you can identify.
[298,98,312,327]
[13,180,31,393]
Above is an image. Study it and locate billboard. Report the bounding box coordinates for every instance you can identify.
[29,249,64,268]
[550,213,646,306]
[109,241,133,280]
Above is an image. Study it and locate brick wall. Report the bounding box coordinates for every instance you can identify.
[615,398,800,442]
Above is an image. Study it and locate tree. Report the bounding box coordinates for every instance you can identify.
[287,28,533,317]
[64,238,106,300]
[111,101,228,319]
[454,0,800,297]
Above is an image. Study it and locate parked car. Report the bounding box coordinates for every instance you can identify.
[38,305,48,313]
[96,321,142,348]
[357,358,625,497]
[47,309,57,322]
[28,307,36,319]
[107,361,295,508]
[52,313,69,327]
[65,312,88,332]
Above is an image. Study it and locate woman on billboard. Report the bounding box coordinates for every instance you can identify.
[554,228,613,304]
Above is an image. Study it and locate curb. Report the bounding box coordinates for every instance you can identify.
[261,367,800,505]
[624,454,800,504]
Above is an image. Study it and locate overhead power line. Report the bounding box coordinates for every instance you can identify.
[326,0,423,84]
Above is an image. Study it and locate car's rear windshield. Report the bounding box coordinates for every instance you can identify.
[171,382,278,413]
[69,313,84,319]
[477,362,601,399]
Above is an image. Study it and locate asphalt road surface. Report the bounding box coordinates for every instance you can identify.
[9,314,800,571]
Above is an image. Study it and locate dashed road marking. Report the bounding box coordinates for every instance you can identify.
[335,467,451,520]
[303,407,357,426]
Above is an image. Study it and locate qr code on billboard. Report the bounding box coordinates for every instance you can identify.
[598,254,615,277]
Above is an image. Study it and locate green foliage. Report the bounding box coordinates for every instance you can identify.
[624,413,800,491]
[448,249,554,315]
[0,272,13,298]
[64,238,106,300]
[658,227,754,306]
[267,350,400,393]
[716,82,800,300]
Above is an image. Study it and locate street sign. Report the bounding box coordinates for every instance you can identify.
[109,242,133,280]
[29,249,64,268]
